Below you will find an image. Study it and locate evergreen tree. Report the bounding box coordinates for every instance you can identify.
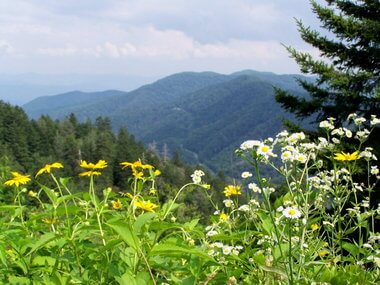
[276,0,380,123]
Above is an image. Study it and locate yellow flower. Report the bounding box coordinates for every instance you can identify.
[318,249,329,258]
[80,160,108,169]
[219,213,229,222]
[149,188,157,195]
[42,218,58,225]
[223,185,241,197]
[120,160,155,179]
[4,172,31,187]
[120,160,153,170]
[154,169,161,176]
[79,160,107,176]
[311,223,320,231]
[333,151,360,161]
[28,190,37,197]
[134,199,158,212]
[112,199,122,210]
[36,162,63,177]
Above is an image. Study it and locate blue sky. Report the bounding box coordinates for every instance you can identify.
[0,0,321,77]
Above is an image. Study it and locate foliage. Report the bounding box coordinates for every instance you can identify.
[0,114,379,284]
[276,0,380,124]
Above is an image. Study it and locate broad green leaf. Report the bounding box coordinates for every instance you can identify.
[342,242,359,256]
[27,232,57,255]
[40,185,58,205]
[107,220,140,251]
[134,212,156,234]
[8,276,31,285]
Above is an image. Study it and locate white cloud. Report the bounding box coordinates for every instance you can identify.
[0,40,12,55]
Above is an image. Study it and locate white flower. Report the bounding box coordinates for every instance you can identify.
[319,120,334,130]
[343,128,352,138]
[248,183,261,193]
[370,115,380,126]
[238,205,250,212]
[257,143,274,158]
[371,166,379,175]
[282,207,302,219]
[240,140,261,150]
[281,150,293,161]
[223,199,234,208]
[241,171,252,179]
[206,230,218,237]
[191,175,202,184]
[222,245,233,255]
[354,117,366,125]
[193,170,205,177]
[295,153,307,164]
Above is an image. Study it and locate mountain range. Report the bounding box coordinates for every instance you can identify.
[22,70,310,173]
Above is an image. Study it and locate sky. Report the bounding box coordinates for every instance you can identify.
[0,0,321,77]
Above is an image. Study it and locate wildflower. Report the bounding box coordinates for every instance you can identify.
[333,151,360,161]
[257,143,275,158]
[370,115,380,126]
[319,120,334,130]
[281,150,293,161]
[282,206,302,219]
[318,249,329,258]
[238,205,250,212]
[248,183,261,193]
[134,199,158,212]
[240,140,260,150]
[112,199,122,210]
[149,188,157,195]
[219,213,229,222]
[311,224,320,231]
[206,230,218,237]
[36,162,63,177]
[241,171,252,179]
[4,172,31,187]
[223,185,241,197]
[79,160,107,176]
[370,166,379,175]
[153,169,161,176]
[222,245,233,255]
[295,153,307,164]
[120,160,154,179]
[42,218,58,224]
[28,190,37,198]
[223,199,234,208]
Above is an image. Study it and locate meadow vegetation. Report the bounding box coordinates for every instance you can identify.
[0,114,379,284]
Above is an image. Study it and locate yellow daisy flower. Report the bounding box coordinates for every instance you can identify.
[333,151,360,161]
[134,199,158,212]
[36,162,63,177]
[79,160,107,176]
[223,185,241,197]
[112,199,122,210]
[4,172,31,187]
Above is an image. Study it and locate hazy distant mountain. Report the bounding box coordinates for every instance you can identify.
[23,70,309,172]
[0,73,157,105]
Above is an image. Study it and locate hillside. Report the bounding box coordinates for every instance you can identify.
[23,70,309,173]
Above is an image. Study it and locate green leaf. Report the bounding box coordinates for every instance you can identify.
[40,185,58,205]
[27,232,57,255]
[150,242,215,262]
[134,212,156,234]
[342,242,359,256]
[107,220,140,251]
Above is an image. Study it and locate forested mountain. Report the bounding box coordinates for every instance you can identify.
[0,101,226,218]
[23,70,310,172]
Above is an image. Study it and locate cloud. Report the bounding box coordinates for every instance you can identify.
[0,41,13,55]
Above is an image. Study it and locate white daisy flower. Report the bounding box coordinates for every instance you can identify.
[241,171,252,179]
[282,206,302,219]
